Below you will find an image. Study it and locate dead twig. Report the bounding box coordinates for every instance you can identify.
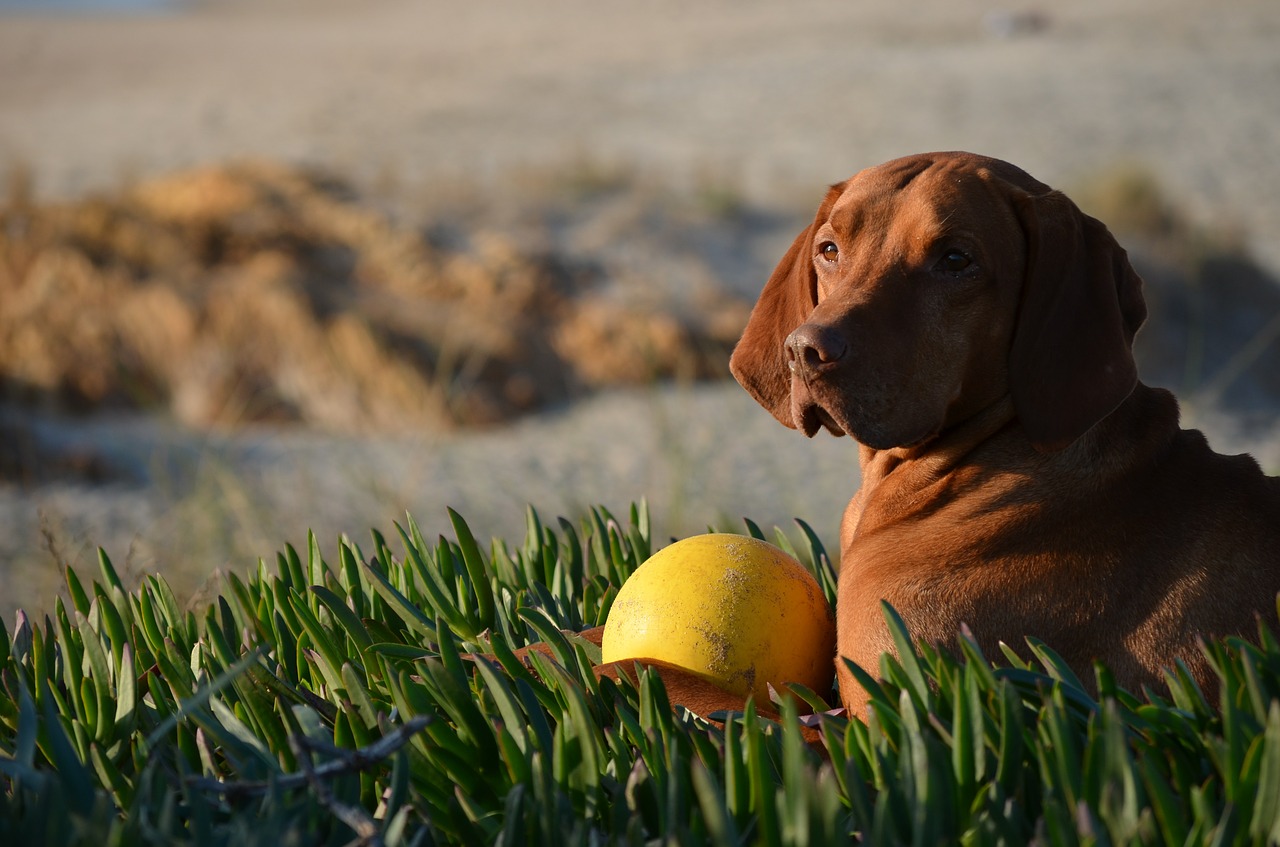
[293,729,384,847]
[186,715,431,806]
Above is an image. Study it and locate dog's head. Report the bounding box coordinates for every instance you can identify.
[729,151,1147,452]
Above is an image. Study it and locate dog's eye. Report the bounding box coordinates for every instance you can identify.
[936,250,973,274]
[818,241,839,263]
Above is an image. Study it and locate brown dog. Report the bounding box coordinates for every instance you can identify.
[730,151,1280,715]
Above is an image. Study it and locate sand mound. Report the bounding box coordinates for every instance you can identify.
[0,161,749,432]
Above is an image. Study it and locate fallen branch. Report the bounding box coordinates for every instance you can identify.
[186,715,432,802]
[293,729,383,847]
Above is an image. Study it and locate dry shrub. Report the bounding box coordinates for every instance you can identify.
[0,161,749,432]
[554,294,749,387]
[1072,164,1181,242]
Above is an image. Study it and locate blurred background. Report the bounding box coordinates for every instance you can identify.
[1,0,1278,618]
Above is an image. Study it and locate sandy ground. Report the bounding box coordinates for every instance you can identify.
[3,1,1279,263]
[2,0,1279,616]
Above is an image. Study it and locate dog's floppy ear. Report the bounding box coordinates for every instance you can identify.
[730,183,845,428]
[1009,190,1147,452]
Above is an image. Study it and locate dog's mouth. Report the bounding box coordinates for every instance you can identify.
[790,376,848,438]
[791,371,946,449]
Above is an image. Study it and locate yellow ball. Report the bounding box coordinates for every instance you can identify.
[601,534,836,703]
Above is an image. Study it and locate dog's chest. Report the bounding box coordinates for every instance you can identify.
[837,467,1105,647]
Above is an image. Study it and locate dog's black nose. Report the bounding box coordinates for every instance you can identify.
[785,323,846,375]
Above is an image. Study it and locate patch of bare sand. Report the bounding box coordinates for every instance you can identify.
[2,1,1278,268]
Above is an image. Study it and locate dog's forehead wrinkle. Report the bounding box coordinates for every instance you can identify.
[835,169,1000,254]
[828,189,893,236]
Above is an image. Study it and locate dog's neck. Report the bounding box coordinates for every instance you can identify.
[1052,382,1185,482]
[848,384,1183,535]
[856,396,1019,492]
